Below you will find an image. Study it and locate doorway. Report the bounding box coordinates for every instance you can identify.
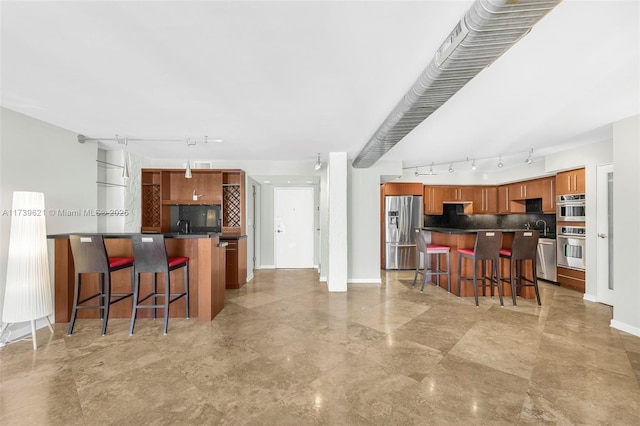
[597,164,614,305]
[274,187,314,268]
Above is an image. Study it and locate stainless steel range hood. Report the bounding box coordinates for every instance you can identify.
[352,0,563,168]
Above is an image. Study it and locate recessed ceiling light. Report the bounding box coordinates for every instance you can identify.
[263,180,271,184]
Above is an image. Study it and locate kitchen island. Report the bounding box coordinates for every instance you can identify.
[422,227,537,300]
[48,233,227,323]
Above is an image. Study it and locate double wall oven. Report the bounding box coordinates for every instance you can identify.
[557,225,586,270]
[556,193,586,272]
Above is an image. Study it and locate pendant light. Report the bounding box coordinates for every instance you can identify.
[185,138,193,178]
[122,136,130,179]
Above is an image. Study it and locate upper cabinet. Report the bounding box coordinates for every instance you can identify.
[472,186,497,214]
[382,182,423,196]
[510,179,543,200]
[443,186,473,202]
[556,168,585,195]
[541,176,556,213]
[424,186,445,215]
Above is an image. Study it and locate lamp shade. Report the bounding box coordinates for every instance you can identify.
[2,192,53,323]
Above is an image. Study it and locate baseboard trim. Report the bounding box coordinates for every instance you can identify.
[348,278,382,284]
[258,265,276,269]
[583,293,597,302]
[610,319,640,338]
[319,276,327,282]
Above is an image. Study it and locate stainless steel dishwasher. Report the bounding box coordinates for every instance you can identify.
[536,238,557,282]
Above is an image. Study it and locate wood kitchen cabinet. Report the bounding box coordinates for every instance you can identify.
[423,185,445,215]
[556,168,585,195]
[472,186,498,214]
[222,170,245,236]
[541,176,556,213]
[510,179,543,200]
[140,168,242,234]
[444,186,474,202]
[220,236,247,289]
[497,185,521,214]
[382,182,423,196]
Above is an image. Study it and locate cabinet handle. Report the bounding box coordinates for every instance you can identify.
[505,187,509,210]
[568,175,571,191]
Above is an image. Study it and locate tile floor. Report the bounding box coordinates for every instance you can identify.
[1,269,639,425]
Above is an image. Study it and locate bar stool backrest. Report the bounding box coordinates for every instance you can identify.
[414,228,429,255]
[131,234,170,274]
[473,231,503,260]
[510,230,539,261]
[69,235,110,274]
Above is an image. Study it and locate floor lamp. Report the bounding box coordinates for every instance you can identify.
[0,192,54,350]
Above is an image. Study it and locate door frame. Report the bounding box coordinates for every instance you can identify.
[274,186,315,269]
[596,163,614,305]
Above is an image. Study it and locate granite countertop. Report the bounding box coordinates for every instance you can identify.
[47,232,222,239]
[219,235,248,240]
[422,227,555,238]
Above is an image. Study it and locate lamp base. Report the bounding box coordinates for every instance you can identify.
[0,317,54,350]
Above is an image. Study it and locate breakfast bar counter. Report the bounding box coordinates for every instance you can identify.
[48,233,227,323]
[422,227,537,299]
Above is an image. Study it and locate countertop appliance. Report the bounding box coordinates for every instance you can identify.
[557,225,586,270]
[385,195,423,269]
[557,193,586,222]
[537,237,557,282]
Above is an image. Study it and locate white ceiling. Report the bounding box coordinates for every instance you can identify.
[1,0,638,172]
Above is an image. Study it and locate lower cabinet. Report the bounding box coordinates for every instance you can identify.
[557,266,585,293]
[221,236,247,289]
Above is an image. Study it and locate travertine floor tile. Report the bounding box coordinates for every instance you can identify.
[2,269,639,425]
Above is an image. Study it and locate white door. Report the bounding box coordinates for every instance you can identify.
[275,187,314,268]
[597,164,614,305]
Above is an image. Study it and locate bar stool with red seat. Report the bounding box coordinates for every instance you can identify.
[67,235,135,336]
[129,234,189,335]
[412,229,451,293]
[499,230,541,306]
[457,231,504,307]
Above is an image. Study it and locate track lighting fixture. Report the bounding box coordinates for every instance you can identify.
[407,148,536,175]
[525,149,533,165]
[314,153,322,171]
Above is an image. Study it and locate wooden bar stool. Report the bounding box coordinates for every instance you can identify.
[457,231,503,307]
[412,229,451,292]
[499,230,541,306]
[67,235,134,336]
[129,234,189,335]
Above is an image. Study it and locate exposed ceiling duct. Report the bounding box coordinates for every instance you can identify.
[352,0,563,168]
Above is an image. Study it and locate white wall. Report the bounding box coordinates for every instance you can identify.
[348,160,403,283]
[0,107,98,333]
[612,115,640,336]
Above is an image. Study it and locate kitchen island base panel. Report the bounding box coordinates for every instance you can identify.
[429,231,537,301]
[52,235,225,323]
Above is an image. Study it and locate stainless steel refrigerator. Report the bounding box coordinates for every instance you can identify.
[385,195,423,269]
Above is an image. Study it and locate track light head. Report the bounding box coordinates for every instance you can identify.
[497,156,503,168]
[525,149,533,164]
[448,163,454,173]
[471,159,476,171]
[314,153,322,170]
